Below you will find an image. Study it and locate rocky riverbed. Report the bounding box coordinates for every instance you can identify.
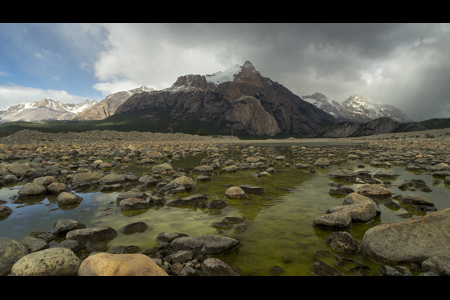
[0,128,449,276]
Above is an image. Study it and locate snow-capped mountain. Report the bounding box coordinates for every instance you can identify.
[302,92,414,123]
[72,86,154,121]
[0,99,98,124]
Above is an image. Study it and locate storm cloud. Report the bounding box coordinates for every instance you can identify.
[91,23,450,121]
[1,23,449,121]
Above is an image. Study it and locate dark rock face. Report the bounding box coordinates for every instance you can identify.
[113,61,336,136]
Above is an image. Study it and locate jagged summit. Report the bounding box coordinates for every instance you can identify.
[241,60,256,73]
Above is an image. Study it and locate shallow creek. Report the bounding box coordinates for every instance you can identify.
[1,143,449,276]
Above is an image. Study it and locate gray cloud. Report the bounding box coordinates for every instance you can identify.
[89,23,450,121]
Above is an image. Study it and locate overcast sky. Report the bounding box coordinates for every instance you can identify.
[0,23,449,121]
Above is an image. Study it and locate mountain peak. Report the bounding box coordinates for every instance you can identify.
[242,60,256,73]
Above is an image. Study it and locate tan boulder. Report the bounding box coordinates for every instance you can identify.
[225,186,249,199]
[78,253,168,276]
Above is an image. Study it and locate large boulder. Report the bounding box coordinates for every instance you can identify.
[169,234,241,255]
[78,253,168,276]
[363,208,450,264]
[10,247,80,276]
[0,237,28,276]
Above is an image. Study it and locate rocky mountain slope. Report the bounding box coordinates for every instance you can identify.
[309,116,450,138]
[71,86,154,121]
[302,92,413,123]
[0,99,97,124]
[113,61,337,136]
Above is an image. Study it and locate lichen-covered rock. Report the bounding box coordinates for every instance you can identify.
[11,247,80,276]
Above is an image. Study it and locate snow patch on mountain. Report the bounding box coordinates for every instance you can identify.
[205,64,242,85]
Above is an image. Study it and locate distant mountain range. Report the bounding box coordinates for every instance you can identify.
[0,99,98,124]
[0,86,154,123]
[302,92,414,123]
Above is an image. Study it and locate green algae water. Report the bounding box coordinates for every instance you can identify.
[1,143,449,276]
